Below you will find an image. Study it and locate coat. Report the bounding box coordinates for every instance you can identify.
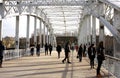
[56,45,61,52]
[0,44,5,57]
[88,46,96,59]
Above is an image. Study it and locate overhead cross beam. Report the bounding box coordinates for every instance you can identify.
[99,0,120,11]
[4,0,86,6]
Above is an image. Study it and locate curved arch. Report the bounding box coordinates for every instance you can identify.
[3,13,50,26]
[79,0,120,44]
[90,10,120,44]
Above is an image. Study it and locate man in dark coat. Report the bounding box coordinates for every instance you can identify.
[78,44,83,62]
[83,44,86,57]
[62,42,71,64]
[48,44,53,56]
[36,44,40,56]
[88,44,96,69]
[56,44,62,58]
[45,43,48,55]
[0,41,5,68]
[30,44,34,56]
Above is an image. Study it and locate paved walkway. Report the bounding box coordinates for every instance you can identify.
[0,50,115,78]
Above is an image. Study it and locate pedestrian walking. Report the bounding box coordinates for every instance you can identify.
[56,44,62,58]
[48,44,53,56]
[83,44,86,57]
[0,41,5,68]
[36,44,40,56]
[30,45,34,56]
[88,44,96,69]
[45,43,48,56]
[96,41,105,77]
[62,41,71,64]
[77,44,83,62]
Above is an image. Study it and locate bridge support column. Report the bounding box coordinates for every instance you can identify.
[113,9,120,57]
[84,16,88,44]
[26,15,30,51]
[34,16,37,47]
[87,15,91,44]
[92,16,96,44]
[48,28,50,44]
[78,16,87,45]
[39,19,42,47]
[82,18,85,44]
[48,30,50,44]
[53,35,56,47]
[82,18,86,45]
[78,23,81,45]
[49,29,52,45]
[99,22,104,43]
[43,23,46,46]
[51,30,54,46]
[113,9,120,77]
[15,16,20,57]
[46,27,49,44]
[98,2,105,43]
[0,20,2,40]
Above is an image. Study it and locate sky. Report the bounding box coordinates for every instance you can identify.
[2,15,112,38]
[2,15,44,38]
[2,16,28,38]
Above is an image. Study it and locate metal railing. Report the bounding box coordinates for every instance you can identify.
[102,55,120,78]
[3,49,30,60]
[3,48,46,61]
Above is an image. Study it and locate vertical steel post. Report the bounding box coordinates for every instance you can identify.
[39,19,42,47]
[26,15,30,48]
[46,27,49,44]
[15,16,20,57]
[92,16,96,44]
[26,15,30,55]
[34,16,37,47]
[43,22,46,45]
[0,20,2,40]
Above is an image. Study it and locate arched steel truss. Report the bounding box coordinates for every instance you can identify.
[0,0,120,40]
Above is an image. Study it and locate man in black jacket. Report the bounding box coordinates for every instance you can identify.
[0,41,5,68]
[97,41,105,77]
[56,44,62,58]
[78,44,83,62]
[88,44,96,69]
[62,42,71,64]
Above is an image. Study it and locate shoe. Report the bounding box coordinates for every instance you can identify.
[67,62,71,64]
[0,65,2,68]
[91,66,92,69]
[79,60,81,62]
[96,74,102,78]
[62,60,64,63]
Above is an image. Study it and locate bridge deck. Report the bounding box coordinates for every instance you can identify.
[0,50,115,78]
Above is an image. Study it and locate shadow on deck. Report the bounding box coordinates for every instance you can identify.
[0,51,115,78]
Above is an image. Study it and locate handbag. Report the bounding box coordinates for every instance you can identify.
[76,55,79,58]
